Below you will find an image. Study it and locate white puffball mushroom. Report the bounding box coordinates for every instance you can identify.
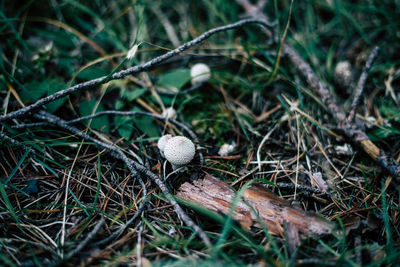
[162,107,177,120]
[334,61,353,87]
[218,143,235,157]
[157,134,172,157]
[190,63,211,85]
[164,136,195,169]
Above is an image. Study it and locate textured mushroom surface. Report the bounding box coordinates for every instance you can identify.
[190,63,211,84]
[157,134,172,157]
[164,136,195,166]
[162,107,177,120]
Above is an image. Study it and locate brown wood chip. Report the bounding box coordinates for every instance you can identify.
[177,175,336,238]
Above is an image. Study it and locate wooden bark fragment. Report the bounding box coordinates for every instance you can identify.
[177,175,336,238]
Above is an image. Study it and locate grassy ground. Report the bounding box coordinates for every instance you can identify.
[1,0,400,266]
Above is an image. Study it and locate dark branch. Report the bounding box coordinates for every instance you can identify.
[236,0,400,180]
[34,111,212,247]
[13,110,204,165]
[0,19,273,123]
[347,46,380,122]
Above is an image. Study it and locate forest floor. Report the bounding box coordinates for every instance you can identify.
[0,0,399,266]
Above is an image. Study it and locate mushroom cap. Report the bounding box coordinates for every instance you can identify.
[218,143,235,157]
[162,107,177,120]
[334,61,352,85]
[190,63,211,85]
[164,136,195,166]
[157,134,172,156]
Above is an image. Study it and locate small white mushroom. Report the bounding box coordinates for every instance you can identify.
[190,63,211,85]
[365,116,377,129]
[164,136,195,169]
[157,134,172,157]
[334,61,353,87]
[162,107,177,120]
[218,143,236,157]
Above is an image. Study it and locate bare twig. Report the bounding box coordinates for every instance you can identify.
[347,46,380,122]
[275,183,330,197]
[34,111,212,247]
[34,111,147,191]
[91,201,147,246]
[0,132,30,149]
[13,110,204,165]
[63,218,105,260]
[282,45,346,121]
[236,0,400,180]
[13,110,194,138]
[67,111,198,141]
[0,19,273,123]
[33,111,149,246]
[287,45,399,180]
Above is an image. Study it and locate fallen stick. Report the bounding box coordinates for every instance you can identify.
[0,19,272,122]
[33,111,212,247]
[177,175,336,238]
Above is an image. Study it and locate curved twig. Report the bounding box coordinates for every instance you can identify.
[91,201,147,247]
[0,19,273,122]
[236,0,400,180]
[13,110,204,165]
[34,111,212,247]
[64,218,105,260]
[347,46,380,122]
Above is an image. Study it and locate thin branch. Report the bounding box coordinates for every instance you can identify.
[236,0,400,180]
[13,110,204,165]
[275,183,330,197]
[66,110,205,165]
[91,201,147,246]
[33,111,149,246]
[347,46,380,122]
[12,122,48,129]
[34,111,146,191]
[282,44,346,121]
[63,218,105,261]
[0,132,30,149]
[68,111,198,140]
[34,111,212,247]
[0,19,273,122]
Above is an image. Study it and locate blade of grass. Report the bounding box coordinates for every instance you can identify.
[381,178,394,252]
[68,188,90,217]
[176,196,269,259]
[266,0,294,84]
[0,182,20,226]
[32,156,59,178]
[92,153,101,209]
[0,253,17,267]
[214,179,259,250]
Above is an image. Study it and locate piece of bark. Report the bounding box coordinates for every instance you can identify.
[285,222,300,256]
[177,175,336,238]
